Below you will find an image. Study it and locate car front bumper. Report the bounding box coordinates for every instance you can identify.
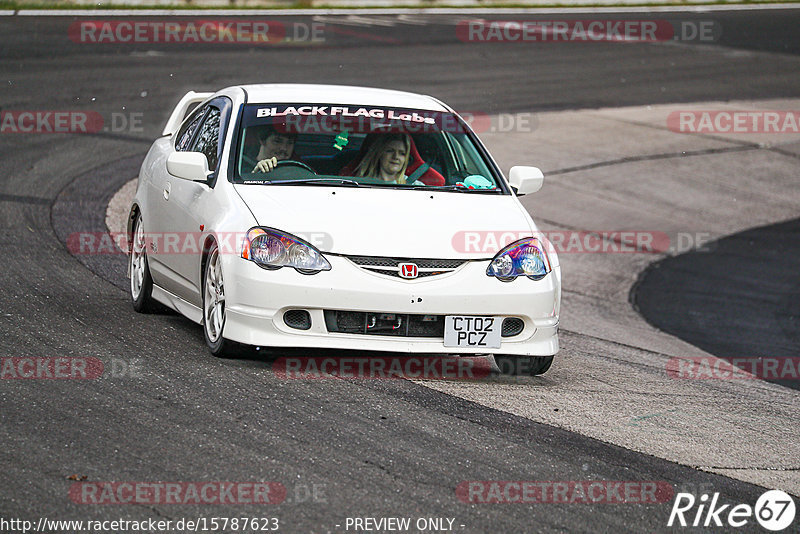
[222,255,560,356]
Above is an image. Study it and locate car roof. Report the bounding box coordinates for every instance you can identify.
[230,84,450,112]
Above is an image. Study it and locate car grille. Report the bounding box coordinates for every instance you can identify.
[324,310,444,338]
[345,255,467,278]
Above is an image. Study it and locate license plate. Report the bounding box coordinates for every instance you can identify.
[444,316,501,349]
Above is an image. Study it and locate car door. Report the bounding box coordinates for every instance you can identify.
[154,97,231,306]
[145,103,206,292]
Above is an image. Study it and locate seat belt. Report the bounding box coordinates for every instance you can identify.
[407,163,430,183]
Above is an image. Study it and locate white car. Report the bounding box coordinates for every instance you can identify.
[128,84,560,375]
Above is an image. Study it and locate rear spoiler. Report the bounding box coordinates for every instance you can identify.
[162,91,214,137]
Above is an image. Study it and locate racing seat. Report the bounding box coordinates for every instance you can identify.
[339,134,445,186]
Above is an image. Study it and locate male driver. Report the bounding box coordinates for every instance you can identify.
[250,126,297,173]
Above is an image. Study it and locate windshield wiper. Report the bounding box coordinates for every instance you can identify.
[424,185,500,192]
[265,178,361,187]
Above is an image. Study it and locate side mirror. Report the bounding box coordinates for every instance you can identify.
[167,151,212,182]
[508,166,544,196]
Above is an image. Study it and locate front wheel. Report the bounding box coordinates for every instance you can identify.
[202,242,235,357]
[130,212,155,313]
[494,355,554,376]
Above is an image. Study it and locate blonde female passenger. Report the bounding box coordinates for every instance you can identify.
[353,134,424,185]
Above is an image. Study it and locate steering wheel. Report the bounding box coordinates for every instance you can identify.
[275,160,316,173]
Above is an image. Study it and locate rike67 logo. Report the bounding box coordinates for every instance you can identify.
[668,490,796,531]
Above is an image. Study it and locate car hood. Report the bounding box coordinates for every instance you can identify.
[233,184,537,259]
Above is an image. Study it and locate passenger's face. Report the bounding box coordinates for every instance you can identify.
[379,140,407,178]
[261,133,295,160]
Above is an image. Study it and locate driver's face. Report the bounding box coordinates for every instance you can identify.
[262,133,295,160]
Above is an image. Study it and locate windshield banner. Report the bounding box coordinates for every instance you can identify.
[244,105,471,135]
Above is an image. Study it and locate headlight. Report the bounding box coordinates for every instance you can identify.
[486,238,551,282]
[241,227,331,274]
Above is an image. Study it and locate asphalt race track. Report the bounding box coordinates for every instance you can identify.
[1,9,799,533]
[635,217,800,391]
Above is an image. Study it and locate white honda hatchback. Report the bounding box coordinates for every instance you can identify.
[128,84,560,375]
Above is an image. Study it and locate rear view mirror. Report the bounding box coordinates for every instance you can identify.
[167,151,212,182]
[508,166,544,196]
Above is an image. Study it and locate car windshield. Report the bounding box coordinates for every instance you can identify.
[234,103,505,192]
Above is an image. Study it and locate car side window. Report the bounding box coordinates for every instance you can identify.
[175,107,206,152]
[192,107,221,171]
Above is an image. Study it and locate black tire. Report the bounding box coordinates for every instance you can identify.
[202,241,236,357]
[494,355,554,376]
[130,213,156,313]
